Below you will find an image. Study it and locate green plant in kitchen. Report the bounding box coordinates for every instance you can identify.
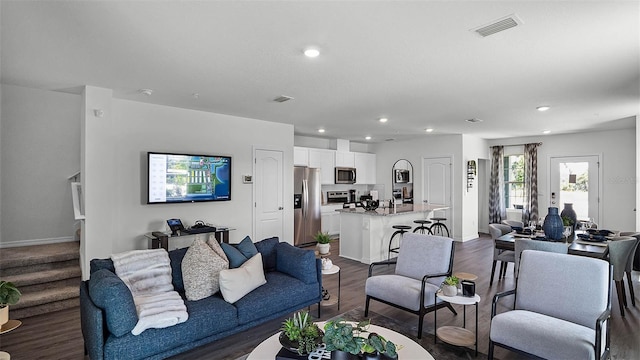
[314,231,332,244]
[281,311,323,355]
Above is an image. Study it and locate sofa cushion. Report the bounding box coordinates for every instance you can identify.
[255,237,279,271]
[275,242,317,284]
[88,269,138,337]
[219,253,267,304]
[182,238,229,301]
[235,271,320,324]
[220,242,249,268]
[104,295,239,360]
[168,247,188,293]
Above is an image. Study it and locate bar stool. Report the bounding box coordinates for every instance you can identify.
[388,225,412,260]
[413,219,432,234]
[430,217,450,237]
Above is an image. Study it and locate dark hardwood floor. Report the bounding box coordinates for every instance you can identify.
[1,235,638,359]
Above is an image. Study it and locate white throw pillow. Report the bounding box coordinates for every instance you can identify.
[219,253,267,304]
[182,238,229,301]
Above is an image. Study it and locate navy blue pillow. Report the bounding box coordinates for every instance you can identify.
[88,269,137,337]
[276,242,317,284]
[255,237,279,271]
[235,236,258,259]
[169,247,188,292]
[220,242,249,268]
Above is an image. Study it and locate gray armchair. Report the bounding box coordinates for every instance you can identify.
[489,250,611,360]
[364,233,455,338]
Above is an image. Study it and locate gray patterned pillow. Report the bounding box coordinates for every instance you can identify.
[182,238,229,301]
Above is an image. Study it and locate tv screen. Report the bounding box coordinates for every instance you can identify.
[147,152,231,204]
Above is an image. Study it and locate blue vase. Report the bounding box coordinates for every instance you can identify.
[543,207,564,240]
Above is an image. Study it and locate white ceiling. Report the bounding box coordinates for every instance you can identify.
[2,1,639,143]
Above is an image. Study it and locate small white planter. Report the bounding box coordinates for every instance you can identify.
[442,285,458,297]
[0,306,8,326]
[317,243,330,255]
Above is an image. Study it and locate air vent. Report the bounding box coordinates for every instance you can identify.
[273,95,294,103]
[471,14,522,37]
[466,118,483,123]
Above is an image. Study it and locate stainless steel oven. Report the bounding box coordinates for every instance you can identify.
[335,167,356,184]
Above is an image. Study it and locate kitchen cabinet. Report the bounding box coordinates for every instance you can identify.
[335,151,355,168]
[355,152,376,184]
[308,149,335,184]
[321,205,342,236]
[293,147,309,166]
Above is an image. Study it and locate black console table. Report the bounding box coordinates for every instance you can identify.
[145,228,234,251]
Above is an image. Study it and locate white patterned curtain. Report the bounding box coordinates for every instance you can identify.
[489,146,505,223]
[522,143,540,225]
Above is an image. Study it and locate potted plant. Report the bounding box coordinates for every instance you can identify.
[314,231,333,255]
[441,276,459,296]
[0,281,21,326]
[323,319,397,360]
[280,311,323,355]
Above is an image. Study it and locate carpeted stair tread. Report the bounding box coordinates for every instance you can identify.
[0,241,79,269]
[10,298,80,319]
[12,285,79,310]
[3,266,82,287]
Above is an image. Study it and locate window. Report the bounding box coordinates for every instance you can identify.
[503,155,524,209]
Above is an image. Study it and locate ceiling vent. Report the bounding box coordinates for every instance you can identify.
[273,95,294,103]
[471,14,522,37]
[466,118,483,123]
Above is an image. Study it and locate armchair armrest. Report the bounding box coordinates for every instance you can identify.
[595,307,611,360]
[491,289,516,318]
[368,259,397,277]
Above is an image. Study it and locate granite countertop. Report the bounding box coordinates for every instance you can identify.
[336,203,448,216]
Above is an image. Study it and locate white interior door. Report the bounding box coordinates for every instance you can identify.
[422,157,452,232]
[254,149,284,241]
[549,156,600,224]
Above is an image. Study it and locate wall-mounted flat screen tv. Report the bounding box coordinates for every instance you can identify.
[147,152,231,204]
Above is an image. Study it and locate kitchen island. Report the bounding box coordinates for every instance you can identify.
[338,203,449,264]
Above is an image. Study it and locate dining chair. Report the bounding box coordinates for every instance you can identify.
[488,223,515,285]
[619,232,640,307]
[514,238,568,277]
[501,219,524,229]
[489,250,611,360]
[607,236,638,317]
[364,233,456,338]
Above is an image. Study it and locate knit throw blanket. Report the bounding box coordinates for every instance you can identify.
[111,249,188,335]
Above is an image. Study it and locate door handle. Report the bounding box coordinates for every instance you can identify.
[279,207,284,210]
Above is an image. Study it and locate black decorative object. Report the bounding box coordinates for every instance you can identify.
[362,200,379,212]
[561,203,577,236]
[543,207,564,240]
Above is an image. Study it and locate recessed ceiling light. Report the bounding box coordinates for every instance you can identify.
[543,130,551,134]
[425,128,434,133]
[138,89,153,96]
[365,136,372,140]
[537,106,551,112]
[466,118,483,123]
[304,48,320,58]
[379,118,388,123]
[318,129,325,133]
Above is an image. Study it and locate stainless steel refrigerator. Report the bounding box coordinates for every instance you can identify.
[294,166,322,246]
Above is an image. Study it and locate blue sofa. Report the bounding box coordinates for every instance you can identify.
[80,237,322,360]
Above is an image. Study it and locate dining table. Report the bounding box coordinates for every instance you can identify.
[495,230,609,259]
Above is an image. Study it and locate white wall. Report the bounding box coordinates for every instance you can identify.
[461,135,489,241]
[78,95,294,277]
[1,84,81,247]
[488,128,636,231]
[372,135,464,240]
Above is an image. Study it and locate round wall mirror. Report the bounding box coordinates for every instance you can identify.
[392,159,413,204]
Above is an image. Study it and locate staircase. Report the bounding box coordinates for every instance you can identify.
[0,241,81,319]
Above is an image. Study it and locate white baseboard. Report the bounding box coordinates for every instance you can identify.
[0,236,76,248]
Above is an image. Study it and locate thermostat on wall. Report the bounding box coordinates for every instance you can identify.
[243,175,253,183]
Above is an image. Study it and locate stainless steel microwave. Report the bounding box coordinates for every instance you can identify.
[335,167,356,184]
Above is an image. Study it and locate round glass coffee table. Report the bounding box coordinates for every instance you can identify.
[247,321,434,360]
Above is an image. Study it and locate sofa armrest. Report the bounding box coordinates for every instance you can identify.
[275,242,319,285]
[80,280,105,360]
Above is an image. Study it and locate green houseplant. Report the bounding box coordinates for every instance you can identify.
[442,275,459,296]
[0,281,21,326]
[280,311,323,355]
[323,319,397,359]
[314,231,333,255]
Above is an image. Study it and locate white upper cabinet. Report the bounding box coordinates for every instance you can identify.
[335,151,355,168]
[355,152,376,184]
[293,147,309,166]
[308,149,335,184]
